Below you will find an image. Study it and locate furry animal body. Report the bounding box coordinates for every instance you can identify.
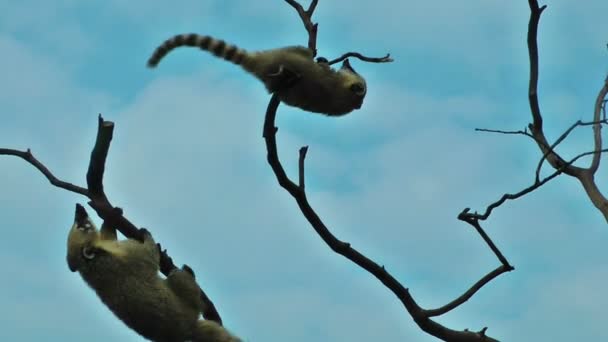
[147,33,367,116]
[66,204,240,342]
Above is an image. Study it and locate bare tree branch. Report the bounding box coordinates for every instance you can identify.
[589,77,608,173]
[298,146,308,189]
[535,119,608,183]
[87,114,112,201]
[527,1,582,177]
[0,148,89,196]
[463,147,608,221]
[476,127,533,137]
[0,115,223,325]
[258,2,512,341]
[423,265,511,318]
[327,52,393,65]
[263,94,499,342]
[470,2,608,222]
[459,213,512,268]
[284,0,318,53]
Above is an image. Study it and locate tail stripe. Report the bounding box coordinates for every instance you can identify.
[147,33,247,68]
[224,45,238,62]
[210,40,226,57]
[194,35,212,50]
[233,49,245,65]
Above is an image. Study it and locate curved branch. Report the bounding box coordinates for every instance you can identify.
[87,114,113,201]
[589,77,608,173]
[327,52,394,65]
[534,119,608,183]
[463,147,608,221]
[284,0,318,53]
[0,148,89,196]
[423,265,511,317]
[527,1,583,177]
[1,115,223,325]
[262,94,498,342]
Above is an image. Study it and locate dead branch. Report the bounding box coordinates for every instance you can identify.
[467,1,608,222]
[0,148,88,196]
[259,2,513,341]
[535,119,608,183]
[462,147,608,221]
[422,265,511,318]
[283,0,319,53]
[263,93,503,341]
[327,52,394,66]
[283,0,392,66]
[589,77,608,173]
[0,114,223,325]
[528,0,608,219]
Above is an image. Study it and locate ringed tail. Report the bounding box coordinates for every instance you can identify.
[147,33,248,68]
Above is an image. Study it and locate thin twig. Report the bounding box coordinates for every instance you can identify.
[283,0,318,53]
[459,212,513,268]
[298,146,308,189]
[0,148,89,196]
[423,265,512,317]
[535,119,608,183]
[464,147,608,220]
[327,52,393,65]
[475,127,534,138]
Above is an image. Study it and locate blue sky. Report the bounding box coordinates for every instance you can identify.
[1,0,607,341]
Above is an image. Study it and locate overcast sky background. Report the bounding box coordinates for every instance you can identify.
[1,1,608,341]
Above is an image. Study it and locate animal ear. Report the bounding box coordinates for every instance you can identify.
[341,58,359,74]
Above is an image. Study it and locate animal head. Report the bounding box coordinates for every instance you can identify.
[66,204,101,272]
[338,59,366,109]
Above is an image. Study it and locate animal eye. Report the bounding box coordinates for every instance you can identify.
[350,83,365,95]
[82,246,96,260]
[77,220,93,231]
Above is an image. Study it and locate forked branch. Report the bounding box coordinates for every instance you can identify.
[263,94,504,341]
[283,0,393,66]
[0,114,223,325]
[284,0,319,54]
[467,1,608,222]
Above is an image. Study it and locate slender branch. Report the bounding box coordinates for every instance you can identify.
[474,2,608,222]
[535,119,608,183]
[263,94,498,342]
[475,127,534,138]
[423,265,512,317]
[589,77,608,173]
[1,115,223,325]
[87,114,112,201]
[298,146,308,189]
[527,0,583,178]
[327,52,393,65]
[458,212,513,268]
[0,148,89,196]
[283,0,318,53]
[527,0,547,131]
[465,147,608,221]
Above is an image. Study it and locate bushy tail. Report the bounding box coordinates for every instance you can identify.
[147,33,248,68]
[191,320,241,342]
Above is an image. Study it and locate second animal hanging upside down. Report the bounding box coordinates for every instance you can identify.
[147,33,368,116]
